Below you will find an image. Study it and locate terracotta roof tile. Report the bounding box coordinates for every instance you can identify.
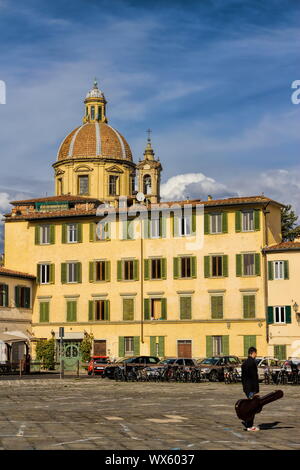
[11,195,101,205]
[264,241,300,252]
[0,267,36,279]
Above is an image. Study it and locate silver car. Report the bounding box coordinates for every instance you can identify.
[255,357,281,381]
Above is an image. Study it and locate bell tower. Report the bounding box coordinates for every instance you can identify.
[137,130,162,204]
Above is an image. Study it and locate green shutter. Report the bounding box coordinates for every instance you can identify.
[50,264,55,284]
[2,284,8,307]
[161,214,167,238]
[50,225,55,244]
[192,212,196,234]
[161,258,167,280]
[144,299,150,320]
[180,296,191,320]
[144,259,150,280]
[104,300,110,321]
[88,300,94,321]
[61,263,67,284]
[236,254,242,277]
[76,262,82,283]
[284,261,289,280]
[40,302,49,323]
[62,224,67,244]
[244,336,256,357]
[243,295,255,318]
[119,337,125,357]
[150,336,156,356]
[274,345,286,361]
[204,213,210,234]
[267,306,274,324]
[222,335,229,355]
[254,209,260,231]
[123,298,134,321]
[77,223,83,243]
[268,261,274,280]
[285,305,292,324]
[24,288,30,308]
[191,256,197,278]
[117,260,122,281]
[133,260,139,281]
[89,223,95,242]
[222,255,228,277]
[235,211,242,232]
[15,286,20,308]
[39,302,44,322]
[35,226,40,245]
[161,298,167,320]
[133,336,140,356]
[67,301,72,321]
[211,296,223,319]
[36,265,41,284]
[173,257,179,279]
[255,254,261,276]
[89,262,94,282]
[158,337,165,357]
[204,256,210,278]
[222,212,228,233]
[105,261,111,282]
[206,336,213,357]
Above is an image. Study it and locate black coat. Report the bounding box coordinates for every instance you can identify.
[241,356,259,396]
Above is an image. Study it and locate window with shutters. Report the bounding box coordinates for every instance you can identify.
[150,217,160,238]
[40,225,50,244]
[212,256,223,277]
[273,261,284,280]
[123,298,134,321]
[15,286,31,309]
[151,259,162,279]
[95,300,106,321]
[95,261,106,281]
[96,221,110,240]
[243,295,256,318]
[66,301,77,322]
[124,337,134,356]
[179,215,192,236]
[274,306,286,323]
[109,175,119,196]
[78,175,89,195]
[124,260,134,280]
[242,211,254,231]
[0,284,8,307]
[180,257,191,278]
[180,296,192,320]
[67,263,78,283]
[212,336,222,355]
[39,264,50,284]
[211,295,223,319]
[210,214,222,234]
[67,224,78,243]
[274,345,286,360]
[39,302,49,323]
[243,253,255,276]
[151,299,162,320]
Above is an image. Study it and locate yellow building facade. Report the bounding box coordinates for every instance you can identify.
[2,82,286,362]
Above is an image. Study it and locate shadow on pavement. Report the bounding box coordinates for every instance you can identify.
[258,421,295,430]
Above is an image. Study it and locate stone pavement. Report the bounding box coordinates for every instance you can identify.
[0,377,298,450]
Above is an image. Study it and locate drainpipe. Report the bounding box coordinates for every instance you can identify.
[140,218,144,344]
[262,202,271,344]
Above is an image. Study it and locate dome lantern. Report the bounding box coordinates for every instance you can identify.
[83,78,108,123]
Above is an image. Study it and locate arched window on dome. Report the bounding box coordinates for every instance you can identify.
[91,106,95,120]
[143,175,152,195]
[97,106,102,121]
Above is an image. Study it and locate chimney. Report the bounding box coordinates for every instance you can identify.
[207,195,213,201]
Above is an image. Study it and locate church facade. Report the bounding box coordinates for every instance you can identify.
[3,82,285,361]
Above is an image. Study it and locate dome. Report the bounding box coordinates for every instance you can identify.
[57,121,133,161]
[85,79,105,99]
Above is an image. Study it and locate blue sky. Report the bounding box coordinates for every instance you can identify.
[0,0,299,238]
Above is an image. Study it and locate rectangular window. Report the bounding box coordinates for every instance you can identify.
[57,178,63,195]
[40,264,50,284]
[124,260,134,280]
[151,299,162,320]
[109,175,119,196]
[67,263,77,283]
[124,337,134,356]
[274,306,286,324]
[179,215,192,236]
[66,301,77,322]
[180,257,191,278]
[150,218,160,238]
[274,261,284,280]
[242,211,254,231]
[180,296,192,320]
[212,336,222,355]
[274,345,287,360]
[96,221,110,240]
[0,284,8,307]
[123,298,134,321]
[243,253,255,276]
[95,261,106,282]
[211,296,223,319]
[212,255,223,277]
[210,214,222,234]
[39,302,49,323]
[78,175,89,195]
[67,224,78,243]
[151,259,162,279]
[40,225,50,244]
[95,300,106,321]
[243,295,256,318]
[15,286,31,309]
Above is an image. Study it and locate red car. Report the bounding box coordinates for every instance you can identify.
[88,356,110,376]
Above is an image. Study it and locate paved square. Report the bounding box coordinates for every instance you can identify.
[0,377,298,450]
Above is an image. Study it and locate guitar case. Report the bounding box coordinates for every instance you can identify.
[235,390,284,422]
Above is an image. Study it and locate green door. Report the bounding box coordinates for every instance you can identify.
[62,341,82,370]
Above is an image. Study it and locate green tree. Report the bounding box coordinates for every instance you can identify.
[281,204,300,241]
[79,332,94,362]
[36,338,55,370]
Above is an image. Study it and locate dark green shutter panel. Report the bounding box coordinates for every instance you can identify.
[268,261,274,280]
[133,336,140,356]
[161,214,167,238]
[206,336,213,357]
[61,263,67,284]
[50,225,55,244]
[150,336,156,356]
[24,288,30,308]
[192,212,196,234]
[158,337,165,357]
[244,336,256,357]
[254,210,260,231]
[161,298,167,320]
[222,335,229,355]
[104,300,110,321]
[191,256,197,278]
[89,223,95,242]
[105,261,111,281]
[3,284,8,307]
[222,212,228,233]
[77,223,83,243]
[15,286,20,308]
[235,211,242,232]
[89,262,94,282]
[144,299,150,320]
[267,306,274,324]
[285,305,291,323]
[133,260,139,281]
[236,254,242,277]
[44,302,49,322]
[40,303,45,322]
[204,256,210,278]
[211,296,223,319]
[36,265,41,284]
[274,345,286,361]
[76,263,82,283]
[284,261,289,280]
[117,261,123,281]
[204,213,210,234]
[62,224,67,244]
[144,259,150,280]
[173,257,179,279]
[222,255,228,277]
[118,337,125,357]
[255,254,261,276]
[35,226,40,245]
[243,295,255,318]
[161,258,167,280]
[67,302,71,321]
[73,302,77,321]
[88,300,94,321]
[50,264,55,284]
[180,297,191,320]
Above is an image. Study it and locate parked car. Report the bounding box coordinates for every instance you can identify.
[159,358,197,367]
[87,356,110,376]
[104,356,160,379]
[254,357,281,381]
[197,356,242,382]
[281,358,300,378]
